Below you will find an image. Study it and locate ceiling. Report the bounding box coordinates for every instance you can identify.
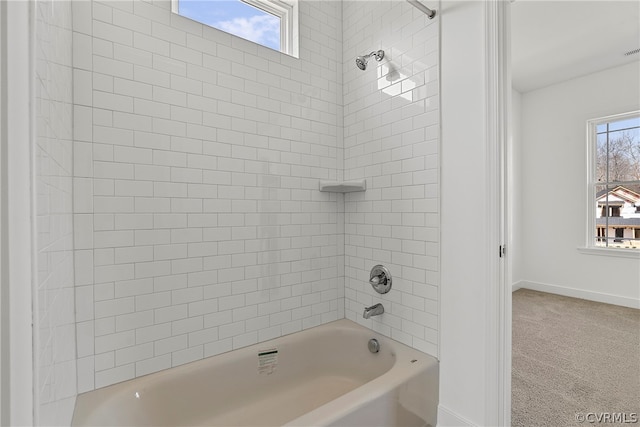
[511,0,640,93]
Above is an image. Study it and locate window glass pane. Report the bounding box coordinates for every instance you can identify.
[595,184,640,249]
[595,184,612,247]
[608,116,640,132]
[596,133,607,182]
[606,127,640,182]
[178,0,281,51]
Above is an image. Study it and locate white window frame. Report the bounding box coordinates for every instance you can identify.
[171,0,299,58]
[582,110,640,258]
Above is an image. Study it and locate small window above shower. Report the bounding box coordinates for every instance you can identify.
[171,0,299,58]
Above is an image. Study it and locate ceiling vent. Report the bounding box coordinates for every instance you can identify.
[623,48,640,56]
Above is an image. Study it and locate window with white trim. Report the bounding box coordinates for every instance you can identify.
[172,0,298,58]
[588,112,640,250]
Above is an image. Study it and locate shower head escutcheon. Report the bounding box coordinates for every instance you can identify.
[355,50,385,71]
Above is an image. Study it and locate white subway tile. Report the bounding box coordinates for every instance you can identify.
[73,214,93,249]
[134,65,171,88]
[171,257,203,275]
[94,126,134,147]
[134,164,171,182]
[204,338,232,358]
[114,180,153,197]
[94,330,135,353]
[154,335,187,356]
[137,324,171,348]
[94,352,115,372]
[172,286,203,306]
[155,304,187,324]
[154,274,188,292]
[232,332,257,349]
[134,100,171,122]
[203,310,232,328]
[93,20,132,46]
[136,354,171,377]
[72,0,92,33]
[134,197,170,213]
[95,297,135,319]
[94,161,135,180]
[188,299,219,317]
[152,21,186,45]
[113,110,152,134]
[135,260,171,278]
[172,346,203,367]
[94,264,134,284]
[154,244,187,261]
[114,246,153,264]
[73,69,93,107]
[76,321,94,358]
[171,316,203,336]
[94,230,134,248]
[173,76,204,96]
[75,107,94,145]
[93,196,133,213]
[153,150,187,168]
[77,357,95,393]
[135,293,171,314]
[115,343,154,366]
[95,318,115,337]
[93,37,114,60]
[73,178,93,213]
[115,278,154,298]
[135,229,171,246]
[95,364,134,389]
[113,9,151,34]
[75,250,94,286]
[94,283,115,301]
[114,214,153,230]
[93,90,134,113]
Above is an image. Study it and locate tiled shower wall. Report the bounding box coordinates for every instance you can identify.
[72,0,344,391]
[35,0,77,424]
[342,1,439,356]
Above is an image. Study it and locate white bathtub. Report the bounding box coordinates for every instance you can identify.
[72,319,438,426]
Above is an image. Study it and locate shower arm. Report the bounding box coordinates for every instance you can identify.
[366,51,385,61]
[407,0,436,19]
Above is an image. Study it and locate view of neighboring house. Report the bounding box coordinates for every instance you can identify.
[596,185,640,248]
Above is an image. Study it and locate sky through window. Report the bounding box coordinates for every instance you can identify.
[178,0,281,51]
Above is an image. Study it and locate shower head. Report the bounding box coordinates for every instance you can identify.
[355,50,385,71]
[355,56,368,71]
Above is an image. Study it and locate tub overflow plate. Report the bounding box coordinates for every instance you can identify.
[368,338,380,353]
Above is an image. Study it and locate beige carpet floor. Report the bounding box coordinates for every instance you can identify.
[512,289,640,427]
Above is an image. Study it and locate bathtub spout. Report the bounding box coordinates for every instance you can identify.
[363,303,384,319]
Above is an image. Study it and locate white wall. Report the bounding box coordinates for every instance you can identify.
[73,0,344,391]
[511,89,522,285]
[2,1,36,424]
[342,1,440,357]
[34,0,77,424]
[519,61,640,307]
[439,1,490,425]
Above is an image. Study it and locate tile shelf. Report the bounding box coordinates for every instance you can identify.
[318,180,366,193]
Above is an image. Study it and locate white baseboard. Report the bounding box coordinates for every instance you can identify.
[437,405,477,427]
[514,280,640,309]
[512,281,523,292]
